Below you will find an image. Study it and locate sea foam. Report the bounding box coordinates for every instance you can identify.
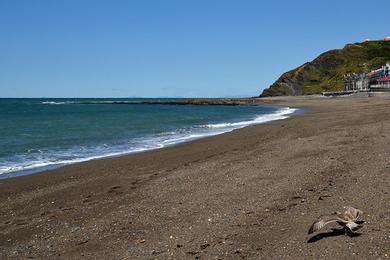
[203,107,297,129]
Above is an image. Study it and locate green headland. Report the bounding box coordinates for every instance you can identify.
[260,40,390,96]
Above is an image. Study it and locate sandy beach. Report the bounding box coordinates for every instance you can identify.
[1,95,389,259]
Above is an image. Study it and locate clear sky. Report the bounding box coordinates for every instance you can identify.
[1,0,389,98]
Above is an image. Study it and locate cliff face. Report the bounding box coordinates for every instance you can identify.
[260,40,390,97]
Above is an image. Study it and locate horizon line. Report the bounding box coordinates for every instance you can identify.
[0,95,256,99]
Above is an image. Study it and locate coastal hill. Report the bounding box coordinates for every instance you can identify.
[260,40,390,97]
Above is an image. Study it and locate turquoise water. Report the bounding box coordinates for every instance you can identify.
[0,98,297,178]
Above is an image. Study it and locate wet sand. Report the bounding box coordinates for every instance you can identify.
[1,95,390,259]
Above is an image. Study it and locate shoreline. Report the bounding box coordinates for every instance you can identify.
[0,103,299,180]
[1,95,389,259]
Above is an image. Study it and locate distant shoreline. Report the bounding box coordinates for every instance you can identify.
[0,97,259,105]
[48,98,258,106]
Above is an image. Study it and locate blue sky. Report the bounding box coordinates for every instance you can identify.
[1,0,389,98]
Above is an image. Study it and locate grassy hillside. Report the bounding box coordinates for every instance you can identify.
[260,40,390,97]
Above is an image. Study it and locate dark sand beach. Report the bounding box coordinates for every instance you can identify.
[1,95,389,259]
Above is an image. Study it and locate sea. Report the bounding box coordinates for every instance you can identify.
[0,98,298,179]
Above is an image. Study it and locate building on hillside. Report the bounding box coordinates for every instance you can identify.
[377,76,390,88]
[362,37,390,41]
[344,63,390,91]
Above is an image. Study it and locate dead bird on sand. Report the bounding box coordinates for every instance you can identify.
[308,206,365,236]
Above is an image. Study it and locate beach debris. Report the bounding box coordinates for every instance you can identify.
[71,226,81,233]
[107,185,121,193]
[76,239,89,246]
[308,206,365,235]
[186,250,200,255]
[318,195,331,201]
[241,210,254,215]
[200,243,210,250]
[291,196,303,200]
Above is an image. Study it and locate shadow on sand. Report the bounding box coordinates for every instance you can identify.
[307,228,362,243]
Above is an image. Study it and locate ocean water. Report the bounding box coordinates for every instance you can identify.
[0,98,297,178]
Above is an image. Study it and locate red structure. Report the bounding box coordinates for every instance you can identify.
[378,76,390,87]
[385,37,390,41]
[378,76,390,82]
[377,63,390,88]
